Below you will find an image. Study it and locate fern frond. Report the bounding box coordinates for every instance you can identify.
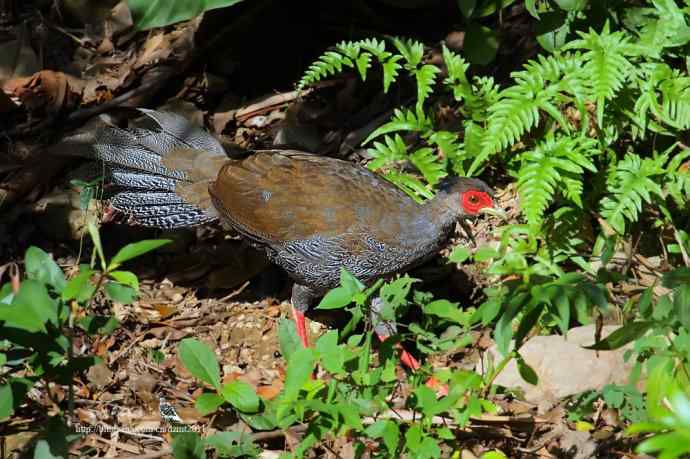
[517,135,598,227]
[658,73,690,129]
[382,56,403,93]
[355,52,373,81]
[415,64,441,113]
[391,37,424,68]
[409,147,447,186]
[298,50,354,91]
[665,146,690,206]
[469,74,557,175]
[363,108,431,144]
[366,134,408,170]
[442,45,470,101]
[600,153,665,234]
[335,40,362,60]
[383,171,434,203]
[566,22,635,125]
[359,38,390,61]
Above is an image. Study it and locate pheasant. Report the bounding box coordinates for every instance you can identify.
[67,109,501,381]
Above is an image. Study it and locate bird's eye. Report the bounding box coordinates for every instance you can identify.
[469,195,479,203]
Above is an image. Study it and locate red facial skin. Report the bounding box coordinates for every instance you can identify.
[461,190,493,215]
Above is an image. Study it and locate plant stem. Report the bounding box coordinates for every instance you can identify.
[482,351,515,397]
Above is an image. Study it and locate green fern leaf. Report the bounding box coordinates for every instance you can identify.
[383,171,434,203]
[658,73,690,130]
[363,108,431,144]
[600,153,665,234]
[366,134,408,170]
[566,22,635,126]
[415,64,441,113]
[391,37,424,68]
[360,38,390,61]
[382,56,403,93]
[442,45,471,101]
[410,147,447,186]
[665,146,690,206]
[517,135,598,227]
[336,40,362,60]
[298,49,355,91]
[356,52,372,81]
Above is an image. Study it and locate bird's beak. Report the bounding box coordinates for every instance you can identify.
[478,207,508,220]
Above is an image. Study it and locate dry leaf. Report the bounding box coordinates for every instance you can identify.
[5,70,83,114]
[153,303,179,319]
[256,381,283,400]
[87,362,114,389]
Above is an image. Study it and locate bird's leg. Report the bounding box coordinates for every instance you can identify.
[291,305,309,348]
[291,284,316,349]
[370,297,448,396]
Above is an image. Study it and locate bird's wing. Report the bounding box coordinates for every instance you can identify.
[210,150,418,244]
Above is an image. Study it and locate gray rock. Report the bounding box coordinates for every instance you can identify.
[477,325,636,411]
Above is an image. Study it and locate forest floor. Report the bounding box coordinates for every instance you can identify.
[0,2,646,458]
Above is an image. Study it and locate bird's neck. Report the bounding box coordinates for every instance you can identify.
[394,191,459,254]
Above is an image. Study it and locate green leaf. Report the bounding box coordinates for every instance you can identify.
[516,354,539,385]
[104,282,136,304]
[108,271,139,290]
[87,222,106,271]
[205,431,258,458]
[554,293,571,337]
[340,268,365,294]
[554,0,587,11]
[277,318,301,361]
[475,246,500,261]
[464,22,499,66]
[195,393,224,416]
[536,10,570,52]
[178,338,221,390]
[316,287,354,310]
[423,300,465,324]
[221,380,260,413]
[0,279,58,332]
[240,412,277,430]
[283,347,316,402]
[404,423,441,458]
[34,417,73,459]
[663,267,690,288]
[171,431,205,459]
[457,0,476,18]
[315,330,345,374]
[448,246,471,263]
[0,383,13,420]
[109,239,170,270]
[365,419,399,453]
[583,322,655,350]
[475,0,515,17]
[674,284,690,331]
[24,247,66,292]
[62,267,95,302]
[339,402,363,430]
[78,315,120,335]
[128,0,245,30]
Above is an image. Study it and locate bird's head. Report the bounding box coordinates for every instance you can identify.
[437,177,506,219]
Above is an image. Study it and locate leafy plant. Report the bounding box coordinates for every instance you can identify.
[128,0,246,30]
[0,223,169,454]
[293,2,690,456]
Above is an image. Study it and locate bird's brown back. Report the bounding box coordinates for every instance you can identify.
[209,150,421,245]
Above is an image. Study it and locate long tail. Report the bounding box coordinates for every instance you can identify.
[63,109,229,229]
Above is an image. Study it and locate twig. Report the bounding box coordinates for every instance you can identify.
[121,448,172,459]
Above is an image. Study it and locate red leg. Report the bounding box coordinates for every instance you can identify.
[292,305,309,348]
[377,334,448,396]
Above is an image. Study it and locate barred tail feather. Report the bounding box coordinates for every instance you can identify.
[65,109,229,229]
